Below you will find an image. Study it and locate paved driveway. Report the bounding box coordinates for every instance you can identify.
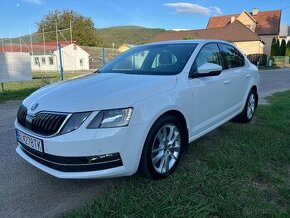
[259,68,290,104]
[1,68,290,218]
[0,102,123,218]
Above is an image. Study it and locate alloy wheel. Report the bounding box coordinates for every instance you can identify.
[151,124,181,174]
[247,93,255,120]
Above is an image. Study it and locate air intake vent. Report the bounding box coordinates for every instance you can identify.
[17,105,68,136]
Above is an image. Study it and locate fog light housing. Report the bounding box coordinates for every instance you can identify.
[87,153,121,164]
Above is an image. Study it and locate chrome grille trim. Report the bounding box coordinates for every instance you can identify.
[17,105,71,137]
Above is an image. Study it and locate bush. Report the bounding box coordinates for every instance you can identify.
[286,47,290,57]
[280,39,286,56]
[286,41,290,56]
[271,37,276,56]
[270,37,281,56]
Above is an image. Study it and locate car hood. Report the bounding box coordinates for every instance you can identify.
[23,73,177,113]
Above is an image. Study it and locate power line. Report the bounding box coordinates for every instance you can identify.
[281,5,290,10]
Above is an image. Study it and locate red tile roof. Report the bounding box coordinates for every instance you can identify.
[151,20,262,43]
[207,10,281,35]
[0,41,71,53]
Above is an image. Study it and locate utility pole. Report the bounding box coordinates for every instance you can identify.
[55,22,59,51]
[70,19,73,44]
[30,29,33,55]
[56,21,63,79]
[9,33,12,51]
[58,43,64,81]
[42,28,46,55]
[19,32,22,52]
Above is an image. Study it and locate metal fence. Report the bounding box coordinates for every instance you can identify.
[247,54,268,66]
[247,54,290,67]
[271,56,290,67]
[0,28,120,76]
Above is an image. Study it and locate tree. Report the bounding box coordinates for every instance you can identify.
[36,10,103,46]
[182,35,196,40]
[280,39,286,56]
[271,37,277,56]
[286,41,290,56]
[276,39,281,56]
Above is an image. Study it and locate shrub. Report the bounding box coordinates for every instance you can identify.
[280,39,286,56]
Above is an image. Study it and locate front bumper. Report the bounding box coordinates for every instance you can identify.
[15,119,148,179]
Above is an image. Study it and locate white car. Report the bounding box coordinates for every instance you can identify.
[15,40,259,179]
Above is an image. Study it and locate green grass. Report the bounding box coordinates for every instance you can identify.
[65,91,290,217]
[0,71,91,103]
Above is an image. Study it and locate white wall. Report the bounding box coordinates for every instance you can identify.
[0,52,32,82]
[31,44,90,72]
[54,44,90,71]
[279,24,288,37]
[233,41,264,55]
[31,54,58,71]
[260,35,277,56]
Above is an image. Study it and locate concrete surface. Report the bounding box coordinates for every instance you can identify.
[0,101,122,218]
[0,68,290,218]
[259,68,290,104]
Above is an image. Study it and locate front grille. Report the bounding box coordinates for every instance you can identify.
[17,105,68,136]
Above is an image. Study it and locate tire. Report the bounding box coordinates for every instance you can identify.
[139,115,187,179]
[234,89,257,123]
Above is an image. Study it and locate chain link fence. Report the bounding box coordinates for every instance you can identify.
[271,56,290,67]
[0,28,123,96]
[0,28,121,76]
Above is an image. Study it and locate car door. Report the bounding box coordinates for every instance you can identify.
[189,43,232,136]
[219,43,249,112]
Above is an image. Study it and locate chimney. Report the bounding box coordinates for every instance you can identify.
[252,8,259,15]
[231,16,236,23]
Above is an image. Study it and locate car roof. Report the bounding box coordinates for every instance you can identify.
[145,39,231,46]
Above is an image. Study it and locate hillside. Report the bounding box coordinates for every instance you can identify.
[96,26,166,47]
[1,26,166,48]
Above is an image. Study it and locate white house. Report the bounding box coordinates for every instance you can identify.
[32,43,90,71]
[279,24,290,43]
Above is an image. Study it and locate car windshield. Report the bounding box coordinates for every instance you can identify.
[99,43,197,75]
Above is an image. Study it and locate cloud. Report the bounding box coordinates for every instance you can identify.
[163,2,223,16]
[21,0,44,5]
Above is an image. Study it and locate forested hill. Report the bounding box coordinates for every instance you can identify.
[96,26,166,47]
[1,26,166,48]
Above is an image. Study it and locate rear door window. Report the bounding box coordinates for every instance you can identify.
[219,44,245,69]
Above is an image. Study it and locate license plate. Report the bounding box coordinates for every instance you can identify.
[16,129,43,153]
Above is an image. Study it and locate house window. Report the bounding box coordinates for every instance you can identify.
[41,57,46,64]
[80,59,83,66]
[34,57,39,66]
[49,57,54,65]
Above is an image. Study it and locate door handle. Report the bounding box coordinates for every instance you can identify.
[246,74,251,78]
[224,80,231,84]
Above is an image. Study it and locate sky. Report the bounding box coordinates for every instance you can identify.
[0,0,290,37]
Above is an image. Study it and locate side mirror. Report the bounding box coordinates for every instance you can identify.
[197,63,222,76]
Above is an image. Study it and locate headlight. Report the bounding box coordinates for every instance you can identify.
[60,112,91,134]
[87,108,133,129]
